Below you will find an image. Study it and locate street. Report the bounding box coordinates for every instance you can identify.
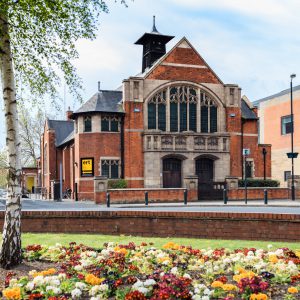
[0,198,300,214]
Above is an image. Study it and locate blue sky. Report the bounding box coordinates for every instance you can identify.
[1,0,300,148]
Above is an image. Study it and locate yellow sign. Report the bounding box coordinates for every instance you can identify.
[81,158,94,176]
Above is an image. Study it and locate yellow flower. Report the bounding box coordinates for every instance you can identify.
[295,250,300,258]
[32,268,57,278]
[163,242,180,250]
[2,287,21,300]
[222,284,237,291]
[233,270,255,282]
[250,293,268,300]
[268,254,279,263]
[211,280,224,288]
[288,287,298,294]
[85,274,105,285]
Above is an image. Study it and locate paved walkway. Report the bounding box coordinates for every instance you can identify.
[1,198,300,214]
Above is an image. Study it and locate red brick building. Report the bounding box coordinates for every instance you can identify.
[41,21,271,200]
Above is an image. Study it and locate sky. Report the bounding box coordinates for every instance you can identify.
[1,0,300,148]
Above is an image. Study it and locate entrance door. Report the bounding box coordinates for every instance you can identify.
[163,158,182,188]
[196,158,224,200]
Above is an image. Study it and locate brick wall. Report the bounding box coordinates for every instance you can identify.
[95,188,197,204]
[228,188,290,200]
[4,211,300,242]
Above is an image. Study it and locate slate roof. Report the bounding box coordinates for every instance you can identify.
[253,85,300,107]
[241,99,258,120]
[73,90,124,115]
[47,120,74,147]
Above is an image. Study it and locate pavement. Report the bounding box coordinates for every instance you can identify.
[1,198,300,214]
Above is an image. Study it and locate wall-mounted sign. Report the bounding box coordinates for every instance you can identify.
[81,158,94,177]
[243,149,250,156]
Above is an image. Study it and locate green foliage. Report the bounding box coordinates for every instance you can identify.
[0,0,128,102]
[238,179,280,187]
[108,179,128,189]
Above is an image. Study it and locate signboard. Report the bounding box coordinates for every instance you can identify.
[81,158,94,177]
[243,148,250,156]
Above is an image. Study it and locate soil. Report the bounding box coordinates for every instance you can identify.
[0,260,59,290]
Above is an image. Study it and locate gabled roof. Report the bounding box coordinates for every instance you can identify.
[73,90,123,115]
[241,99,258,120]
[253,85,300,107]
[47,120,74,147]
[143,37,223,84]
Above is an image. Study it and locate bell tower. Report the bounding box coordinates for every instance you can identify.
[135,16,174,73]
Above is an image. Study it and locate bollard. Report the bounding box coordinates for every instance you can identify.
[184,189,188,205]
[264,189,268,205]
[223,189,228,204]
[106,192,110,208]
[145,191,148,206]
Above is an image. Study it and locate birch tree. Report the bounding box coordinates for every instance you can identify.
[0,0,127,269]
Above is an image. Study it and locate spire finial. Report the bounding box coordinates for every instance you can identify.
[152,15,158,33]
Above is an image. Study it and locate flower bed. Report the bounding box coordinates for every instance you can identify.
[2,242,300,299]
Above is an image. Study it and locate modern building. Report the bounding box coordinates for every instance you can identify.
[254,85,300,187]
[41,20,271,200]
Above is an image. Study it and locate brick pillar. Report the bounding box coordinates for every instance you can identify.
[184,175,198,201]
[94,176,108,204]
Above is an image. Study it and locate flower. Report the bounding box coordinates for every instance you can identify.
[250,293,268,300]
[71,288,82,298]
[222,284,237,291]
[2,287,22,300]
[288,287,298,294]
[85,274,105,285]
[211,280,224,288]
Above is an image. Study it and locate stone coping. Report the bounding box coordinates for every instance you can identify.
[107,188,186,191]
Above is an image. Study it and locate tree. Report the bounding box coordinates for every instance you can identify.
[0,148,7,188]
[19,105,46,167]
[0,0,127,269]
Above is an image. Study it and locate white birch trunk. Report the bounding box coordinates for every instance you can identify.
[0,13,22,269]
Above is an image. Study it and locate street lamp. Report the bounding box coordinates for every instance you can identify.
[287,74,298,200]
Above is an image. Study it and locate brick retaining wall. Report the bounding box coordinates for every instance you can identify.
[228,188,291,200]
[95,188,198,204]
[2,211,300,242]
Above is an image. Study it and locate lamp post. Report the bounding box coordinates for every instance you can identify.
[290,74,296,200]
[262,148,267,181]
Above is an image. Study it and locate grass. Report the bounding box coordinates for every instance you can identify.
[21,233,300,250]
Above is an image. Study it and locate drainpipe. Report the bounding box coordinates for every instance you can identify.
[241,119,245,180]
[120,115,125,178]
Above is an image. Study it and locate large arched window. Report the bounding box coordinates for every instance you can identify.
[148,89,166,131]
[147,85,218,133]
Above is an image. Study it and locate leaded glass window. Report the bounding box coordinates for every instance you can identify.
[101,117,109,132]
[147,85,218,133]
[101,115,120,132]
[84,116,92,132]
[101,160,120,179]
[148,89,166,131]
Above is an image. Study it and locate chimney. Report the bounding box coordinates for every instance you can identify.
[66,106,73,120]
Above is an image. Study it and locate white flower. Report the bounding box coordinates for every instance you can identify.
[74,265,83,271]
[183,273,191,279]
[33,276,44,286]
[171,267,178,275]
[25,281,35,291]
[99,284,109,291]
[268,244,273,249]
[137,287,149,295]
[71,288,82,298]
[75,282,87,290]
[46,286,61,295]
[144,279,156,286]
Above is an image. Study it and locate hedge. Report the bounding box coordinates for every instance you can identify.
[108,179,128,189]
[238,179,280,187]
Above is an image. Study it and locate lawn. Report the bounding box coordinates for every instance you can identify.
[21,233,300,250]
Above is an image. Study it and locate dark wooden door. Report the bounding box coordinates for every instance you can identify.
[196,158,224,200]
[163,158,182,188]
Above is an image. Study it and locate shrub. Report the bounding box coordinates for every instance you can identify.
[108,179,128,189]
[238,179,280,187]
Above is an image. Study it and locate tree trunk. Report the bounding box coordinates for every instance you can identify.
[0,13,22,269]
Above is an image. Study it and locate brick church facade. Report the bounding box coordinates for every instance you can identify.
[41,21,271,201]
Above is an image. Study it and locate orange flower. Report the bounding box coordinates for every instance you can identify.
[163,242,180,250]
[211,280,224,288]
[288,287,298,294]
[222,284,237,291]
[3,287,21,300]
[268,254,278,263]
[32,268,57,277]
[85,273,105,285]
[250,293,268,300]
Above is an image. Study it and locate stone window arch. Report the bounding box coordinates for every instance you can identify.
[147,84,219,133]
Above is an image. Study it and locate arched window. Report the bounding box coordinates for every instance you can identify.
[147,89,166,131]
[147,85,218,133]
[84,116,92,132]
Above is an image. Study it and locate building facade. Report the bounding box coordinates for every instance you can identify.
[41,22,271,200]
[254,86,300,187]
